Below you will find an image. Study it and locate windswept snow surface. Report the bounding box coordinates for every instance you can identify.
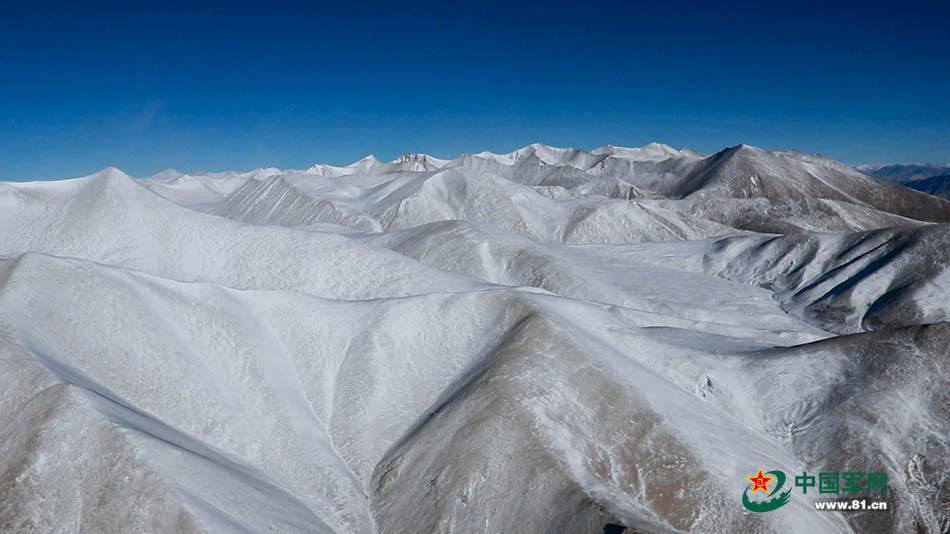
[1,144,948,534]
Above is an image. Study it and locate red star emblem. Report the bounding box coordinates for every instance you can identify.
[747,468,774,494]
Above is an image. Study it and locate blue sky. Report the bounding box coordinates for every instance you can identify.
[2,0,949,180]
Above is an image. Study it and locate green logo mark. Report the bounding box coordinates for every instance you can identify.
[741,468,792,512]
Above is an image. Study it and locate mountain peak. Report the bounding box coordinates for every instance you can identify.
[590,142,685,161]
[728,143,765,153]
[351,155,380,166]
[99,166,130,176]
[87,166,134,182]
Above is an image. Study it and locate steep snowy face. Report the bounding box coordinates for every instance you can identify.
[704,225,950,333]
[669,145,950,225]
[139,167,281,211]
[213,175,382,232]
[1,143,949,534]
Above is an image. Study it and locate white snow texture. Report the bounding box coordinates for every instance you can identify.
[1,143,948,534]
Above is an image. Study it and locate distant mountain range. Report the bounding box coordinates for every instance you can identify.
[856,162,950,182]
[857,162,950,199]
[900,173,950,198]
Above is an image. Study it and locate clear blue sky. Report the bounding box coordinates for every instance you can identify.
[2,0,949,180]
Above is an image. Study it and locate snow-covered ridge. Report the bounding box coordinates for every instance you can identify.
[704,225,950,333]
[123,142,950,236]
[131,142,701,182]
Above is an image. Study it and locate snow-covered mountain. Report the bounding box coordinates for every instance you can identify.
[1,143,948,534]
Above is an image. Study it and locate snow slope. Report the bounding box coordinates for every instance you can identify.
[1,143,948,534]
[704,225,950,334]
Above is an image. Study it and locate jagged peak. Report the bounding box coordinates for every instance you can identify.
[392,152,430,164]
